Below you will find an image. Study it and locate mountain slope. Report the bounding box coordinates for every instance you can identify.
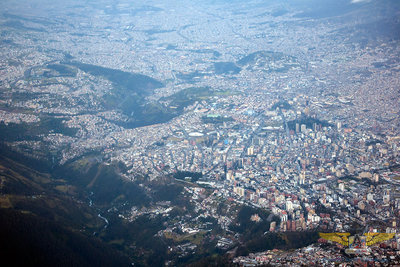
[0,208,131,267]
[0,146,132,266]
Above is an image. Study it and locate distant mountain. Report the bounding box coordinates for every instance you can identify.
[67,62,164,96]
[214,62,241,75]
[332,16,400,47]
[292,0,368,19]
[237,51,301,73]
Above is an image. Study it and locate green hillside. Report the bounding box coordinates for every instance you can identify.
[0,147,131,266]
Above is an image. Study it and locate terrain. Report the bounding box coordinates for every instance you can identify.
[0,0,399,266]
[0,145,318,266]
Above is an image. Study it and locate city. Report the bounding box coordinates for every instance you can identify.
[0,0,399,265]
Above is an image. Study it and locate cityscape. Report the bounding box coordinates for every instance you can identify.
[0,0,400,266]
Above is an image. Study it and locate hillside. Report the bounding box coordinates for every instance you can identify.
[0,146,131,266]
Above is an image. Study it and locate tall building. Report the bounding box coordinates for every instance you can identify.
[234,186,245,197]
[299,171,306,184]
[339,183,345,192]
[247,146,254,156]
[337,121,342,131]
[374,173,379,183]
[286,200,293,212]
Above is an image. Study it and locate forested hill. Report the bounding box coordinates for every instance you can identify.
[0,146,131,266]
[0,208,131,267]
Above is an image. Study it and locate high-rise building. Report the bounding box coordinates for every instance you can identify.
[247,146,254,156]
[286,200,293,212]
[339,183,345,192]
[337,121,342,131]
[374,173,379,182]
[299,171,306,184]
